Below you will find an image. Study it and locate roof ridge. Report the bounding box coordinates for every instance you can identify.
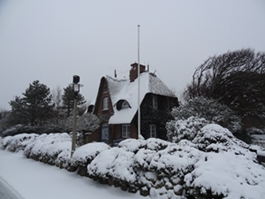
[106,75,127,82]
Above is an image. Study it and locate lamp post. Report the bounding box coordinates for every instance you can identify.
[71,75,81,157]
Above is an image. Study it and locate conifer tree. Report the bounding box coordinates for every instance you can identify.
[9,80,53,125]
[62,85,86,117]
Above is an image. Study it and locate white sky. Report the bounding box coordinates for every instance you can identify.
[0,0,265,110]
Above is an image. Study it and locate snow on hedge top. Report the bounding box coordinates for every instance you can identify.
[186,151,265,199]
[3,133,38,152]
[72,142,110,166]
[88,147,136,183]
[193,124,250,152]
[106,72,176,124]
[24,133,71,158]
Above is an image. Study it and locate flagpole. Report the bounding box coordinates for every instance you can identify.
[137,25,141,139]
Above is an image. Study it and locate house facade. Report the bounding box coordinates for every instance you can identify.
[88,63,179,145]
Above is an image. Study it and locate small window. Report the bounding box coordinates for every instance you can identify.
[152,95,158,109]
[102,124,109,143]
[122,124,130,138]
[116,100,131,110]
[150,124,156,138]
[103,97,108,110]
[87,105,94,113]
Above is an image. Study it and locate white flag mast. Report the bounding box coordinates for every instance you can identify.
[137,25,141,139]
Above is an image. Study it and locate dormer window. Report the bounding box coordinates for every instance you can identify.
[103,97,108,110]
[152,95,158,109]
[116,99,131,110]
[87,105,94,113]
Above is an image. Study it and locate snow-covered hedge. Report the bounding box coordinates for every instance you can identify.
[2,133,38,152]
[2,125,265,199]
[247,127,265,148]
[166,116,209,143]
[170,97,242,133]
[70,142,110,175]
[24,133,72,166]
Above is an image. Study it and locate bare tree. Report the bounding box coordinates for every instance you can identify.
[184,49,265,128]
[52,86,62,109]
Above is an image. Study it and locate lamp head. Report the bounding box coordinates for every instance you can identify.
[73,75,80,84]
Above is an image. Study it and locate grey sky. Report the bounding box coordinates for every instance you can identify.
[0,0,265,110]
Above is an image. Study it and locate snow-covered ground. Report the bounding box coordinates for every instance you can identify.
[0,150,148,199]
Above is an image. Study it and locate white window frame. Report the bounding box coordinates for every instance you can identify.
[103,97,108,110]
[122,124,130,138]
[152,95,158,109]
[150,124,156,138]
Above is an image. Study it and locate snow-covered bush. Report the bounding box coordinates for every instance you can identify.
[3,133,37,152]
[135,142,201,176]
[192,124,249,152]
[181,124,263,198]
[60,113,100,133]
[1,124,24,137]
[0,137,3,149]
[88,147,136,183]
[185,150,265,199]
[171,97,242,133]
[118,138,146,153]
[166,116,209,143]
[247,127,265,148]
[77,113,100,132]
[71,142,110,167]
[24,133,71,165]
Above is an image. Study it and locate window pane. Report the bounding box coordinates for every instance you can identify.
[153,96,157,108]
[122,124,130,138]
[103,97,108,110]
[150,125,156,138]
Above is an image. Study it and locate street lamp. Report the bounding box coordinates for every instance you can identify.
[70,75,82,157]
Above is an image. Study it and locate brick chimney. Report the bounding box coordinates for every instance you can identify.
[130,63,146,82]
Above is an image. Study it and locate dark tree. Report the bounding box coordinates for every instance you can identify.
[184,49,265,128]
[62,85,86,117]
[8,96,27,125]
[23,80,53,125]
[9,80,53,125]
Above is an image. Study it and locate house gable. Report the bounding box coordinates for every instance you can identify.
[93,77,114,117]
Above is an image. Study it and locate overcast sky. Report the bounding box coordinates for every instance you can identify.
[0,0,265,110]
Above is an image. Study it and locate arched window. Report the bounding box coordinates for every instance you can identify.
[87,105,94,113]
[116,100,131,110]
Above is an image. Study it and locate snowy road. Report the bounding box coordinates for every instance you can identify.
[0,176,24,199]
[0,150,149,199]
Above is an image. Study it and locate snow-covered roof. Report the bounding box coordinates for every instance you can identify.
[107,72,176,124]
